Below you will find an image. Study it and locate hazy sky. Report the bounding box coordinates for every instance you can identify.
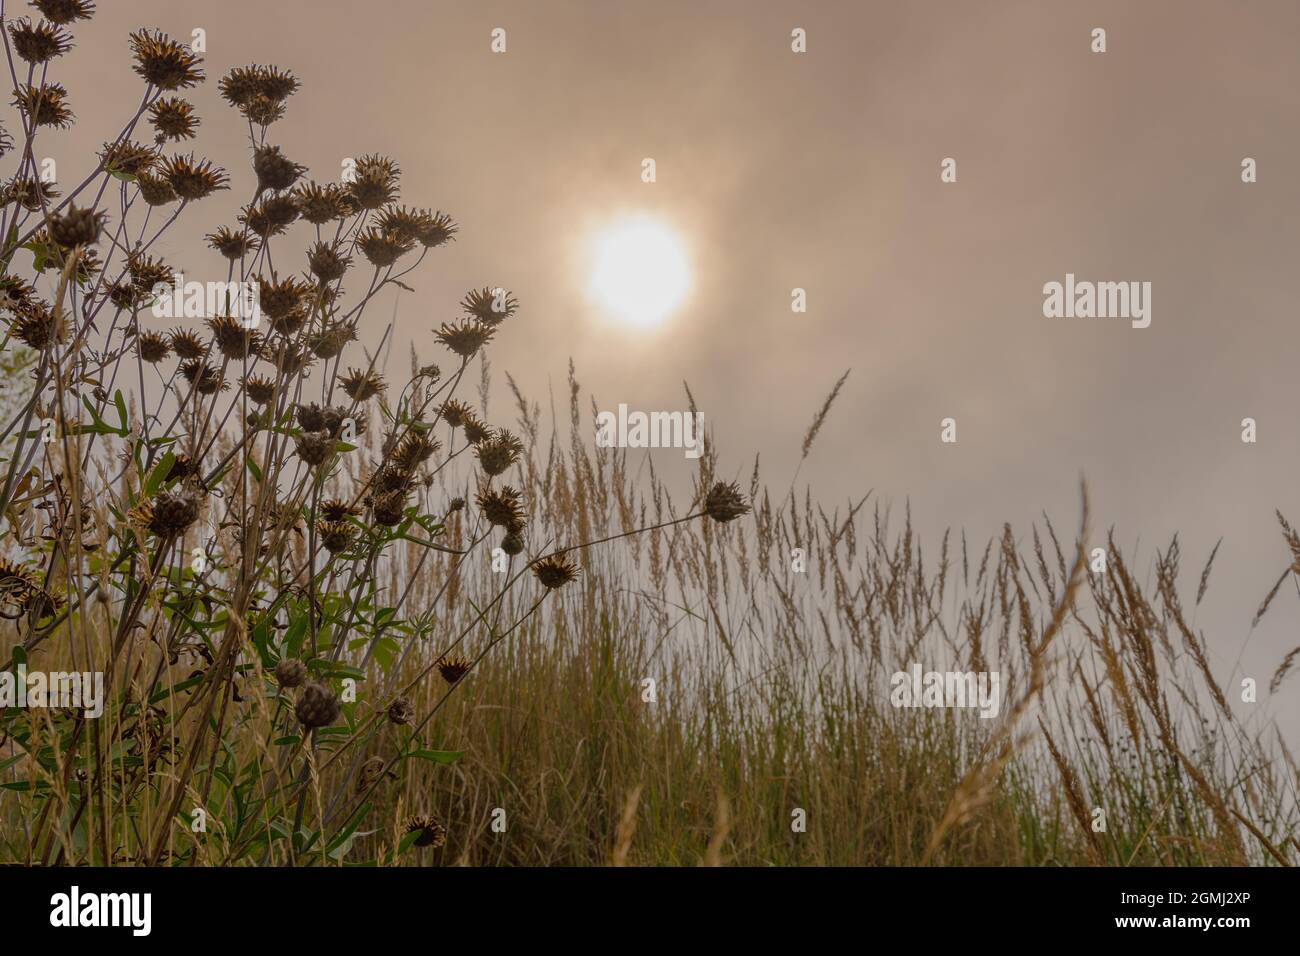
[36,1,1300,711]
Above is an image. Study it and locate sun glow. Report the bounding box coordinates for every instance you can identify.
[588,218,690,327]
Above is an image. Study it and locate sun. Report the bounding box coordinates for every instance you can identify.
[588,217,691,327]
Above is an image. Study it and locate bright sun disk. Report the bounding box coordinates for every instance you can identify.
[589,218,690,327]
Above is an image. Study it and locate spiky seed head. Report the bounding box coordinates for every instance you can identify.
[253,144,307,192]
[532,554,580,590]
[0,275,36,313]
[294,682,340,730]
[414,210,457,248]
[501,529,525,555]
[340,367,386,402]
[31,0,96,25]
[219,65,299,107]
[99,140,157,177]
[129,29,204,90]
[207,316,262,359]
[434,319,494,358]
[13,83,72,128]
[319,499,361,522]
[49,205,106,249]
[462,417,491,445]
[2,175,59,212]
[317,519,353,554]
[386,697,414,725]
[461,287,518,326]
[389,432,440,471]
[346,154,400,210]
[136,331,170,363]
[437,656,472,685]
[9,18,73,64]
[294,181,354,224]
[148,97,199,141]
[161,154,228,200]
[240,193,300,237]
[295,430,335,468]
[145,490,202,537]
[475,429,522,477]
[307,241,350,283]
[447,497,466,514]
[357,228,414,268]
[476,486,525,529]
[10,301,65,350]
[179,359,225,394]
[703,481,750,523]
[371,490,406,527]
[244,375,276,405]
[274,658,307,688]
[168,328,205,359]
[205,226,259,260]
[404,816,446,849]
[257,275,309,320]
[439,399,473,429]
[136,172,177,206]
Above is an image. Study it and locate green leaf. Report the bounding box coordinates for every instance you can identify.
[408,749,463,765]
[145,451,176,497]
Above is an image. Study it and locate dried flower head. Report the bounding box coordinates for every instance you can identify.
[100,140,157,177]
[128,255,174,296]
[136,330,170,363]
[295,682,340,730]
[9,18,73,64]
[295,430,335,468]
[703,481,750,523]
[10,301,65,350]
[205,225,259,260]
[386,697,414,726]
[435,319,494,358]
[129,29,204,90]
[501,529,525,556]
[404,816,446,849]
[294,181,354,223]
[139,489,202,538]
[532,554,580,590]
[148,97,199,141]
[31,0,96,25]
[475,429,523,477]
[0,275,36,313]
[357,228,414,268]
[161,154,228,200]
[414,210,458,248]
[253,144,307,192]
[462,416,491,445]
[206,316,262,360]
[320,499,362,522]
[2,175,59,211]
[317,519,353,554]
[307,242,350,283]
[240,193,299,236]
[476,486,525,529]
[438,399,474,429]
[243,374,276,405]
[274,658,306,688]
[346,154,400,210]
[389,432,440,472]
[461,286,518,326]
[257,274,310,320]
[437,655,472,685]
[168,328,206,360]
[13,82,72,127]
[135,171,176,206]
[308,319,356,359]
[179,359,226,394]
[48,205,106,249]
[370,489,406,527]
[219,65,299,108]
[340,367,386,402]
